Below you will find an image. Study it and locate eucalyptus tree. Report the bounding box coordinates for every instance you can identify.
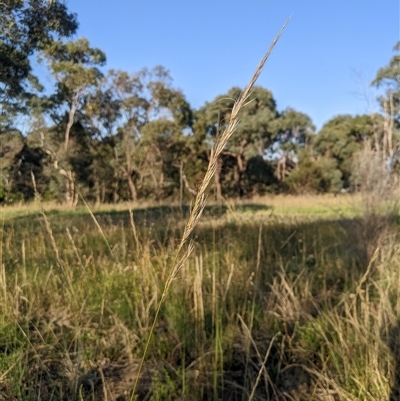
[95,67,193,202]
[43,37,106,204]
[197,86,279,197]
[313,114,380,190]
[0,0,77,130]
[137,76,193,200]
[372,42,400,163]
[274,108,315,181]
[82,82,122,203]
[44,37,106,151]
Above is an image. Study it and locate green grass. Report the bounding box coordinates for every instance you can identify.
[0,198,398,400]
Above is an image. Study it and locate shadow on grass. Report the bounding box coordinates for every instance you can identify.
[2,205,380,292]
[2,203,272,241]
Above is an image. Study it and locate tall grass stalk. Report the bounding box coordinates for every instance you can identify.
[248,333,279,401]
[80,196,115,260]
[130,17,291,399]
[242,224,263,400]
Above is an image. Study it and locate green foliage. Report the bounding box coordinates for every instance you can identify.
[86,67,196,202]
[372,41,400,122]
[44,37,106,137]
[151,370,179,401]
[274,107,315,155]
[200,86,278,152]
[44,37,106,95]
[286,154,342,194]
[0,0,77,129]
[314,114,378,188]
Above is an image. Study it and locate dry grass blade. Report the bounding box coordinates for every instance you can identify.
[128,202,141,253]
[248,333,279,401]
[79,195,115,259]
[130,17,290,400]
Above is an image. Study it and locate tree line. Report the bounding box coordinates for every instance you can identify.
[1,1,399,205]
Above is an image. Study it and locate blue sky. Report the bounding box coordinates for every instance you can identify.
[60,0,399,130]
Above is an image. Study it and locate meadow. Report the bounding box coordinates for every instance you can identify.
[0,194,399,400]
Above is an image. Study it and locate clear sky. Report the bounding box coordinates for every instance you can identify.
[61,0,399,130]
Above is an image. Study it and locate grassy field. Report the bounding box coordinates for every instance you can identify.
[0,194,399,400]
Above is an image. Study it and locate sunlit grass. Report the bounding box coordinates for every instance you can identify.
[0,193,364,221]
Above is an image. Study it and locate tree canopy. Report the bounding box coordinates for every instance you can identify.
[0,0,78,129]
